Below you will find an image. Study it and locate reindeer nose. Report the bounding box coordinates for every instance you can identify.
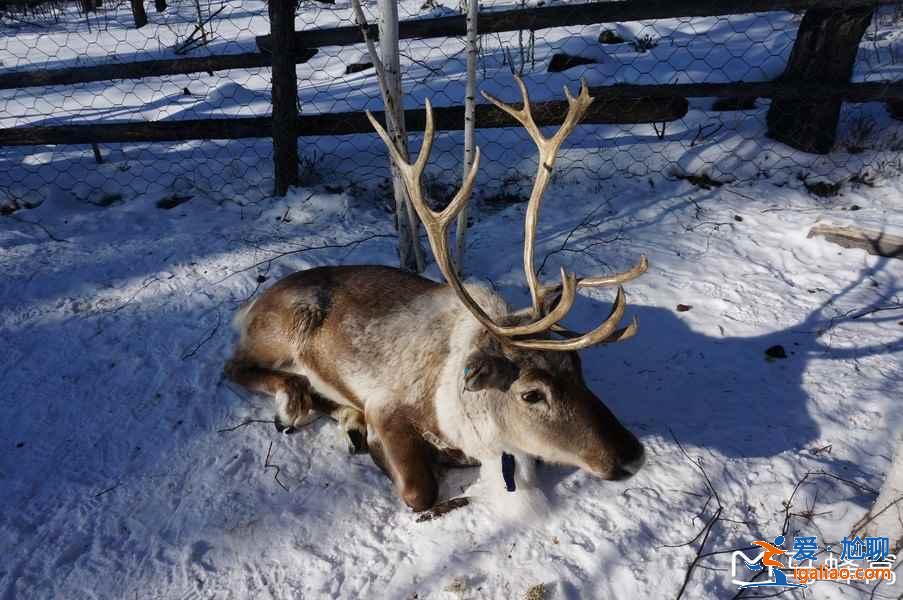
[611,442,646,480]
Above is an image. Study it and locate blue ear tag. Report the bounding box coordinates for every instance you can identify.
[501,453,516,492]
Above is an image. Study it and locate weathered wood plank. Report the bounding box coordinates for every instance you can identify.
[309,96,688,135]
[808,224,903,259]
[257,0,899,50]
[7,78,903,148]
[0,95,687,146]
[0,50,318,91]
[587,80,903,101]
[0,117,273,146]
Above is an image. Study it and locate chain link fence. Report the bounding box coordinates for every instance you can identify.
[2,0,903,212]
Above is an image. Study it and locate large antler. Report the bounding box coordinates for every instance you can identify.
[366,101,577,338]
[366,77,647,351]
[481,77,648,351]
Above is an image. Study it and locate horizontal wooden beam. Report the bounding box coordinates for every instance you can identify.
[588,80,903,100]
[0,116,273,146]
[258,0,900,50]
[3,78,902,147]
[300,95,687,136]
[0,94,686,146]
[0,49,318,91]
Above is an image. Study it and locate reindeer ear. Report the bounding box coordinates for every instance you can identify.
[463,351,519,392]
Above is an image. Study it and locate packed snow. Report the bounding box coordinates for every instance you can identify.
[2,1,903,599]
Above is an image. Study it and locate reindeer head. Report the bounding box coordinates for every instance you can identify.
[368,77,647,480]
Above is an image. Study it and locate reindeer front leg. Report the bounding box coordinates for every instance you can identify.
[367,407,437,512]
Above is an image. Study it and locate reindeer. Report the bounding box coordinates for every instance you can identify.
[224,78,648,511]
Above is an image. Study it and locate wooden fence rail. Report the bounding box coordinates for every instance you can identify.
[0,94,689,146]
[4,80,902,147]
[256,0,901,50]
[2,0,902,196]
[0,49,317,91]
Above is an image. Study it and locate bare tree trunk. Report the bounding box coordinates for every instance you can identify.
[455,0,478,274]
[379,0,423,272]
[130,0,147,28]
[352,0,422,271]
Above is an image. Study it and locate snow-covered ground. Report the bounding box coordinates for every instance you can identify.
[2,1,903,598]
[2,165,902,599]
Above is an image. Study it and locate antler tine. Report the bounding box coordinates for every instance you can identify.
[551,315,639,344]
[370,83,645,351]
[574,255,649,289]
[538,255,649,300]
[479,77,648,351]
[366,103,580,339]
[483,76,595,319]
[509,287,631,351]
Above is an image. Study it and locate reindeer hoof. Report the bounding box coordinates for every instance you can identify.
[346,429,368,455]
[274,416,297,435]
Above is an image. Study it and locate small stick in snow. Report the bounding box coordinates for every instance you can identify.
[675,506,723,600]
[217,418,277,433]
[94,483,121,498]
[264,441,289,492]
[181,311,222,360]
[668,429,725,600]
[536,203,618,276]
[850,495,903,539]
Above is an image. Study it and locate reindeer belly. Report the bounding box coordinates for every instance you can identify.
[286,360,362,412]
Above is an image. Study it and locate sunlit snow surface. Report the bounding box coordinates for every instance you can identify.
[1,2,903,598]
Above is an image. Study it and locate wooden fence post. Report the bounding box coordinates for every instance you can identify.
[268,0,300,197]
[130,0,148,28]
[766,6,873,154]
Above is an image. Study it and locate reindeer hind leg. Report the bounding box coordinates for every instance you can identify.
[224,358,318,433]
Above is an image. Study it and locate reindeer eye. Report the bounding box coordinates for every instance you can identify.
[520,390,545,404]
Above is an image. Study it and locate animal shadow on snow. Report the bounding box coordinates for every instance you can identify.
[394,256,901,510]
[530,256,902,501]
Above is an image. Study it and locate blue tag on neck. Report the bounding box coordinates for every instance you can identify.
[501,453,516,492]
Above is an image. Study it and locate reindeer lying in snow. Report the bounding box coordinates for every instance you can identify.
[224,79,647,511]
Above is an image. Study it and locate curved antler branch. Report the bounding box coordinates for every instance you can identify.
[509,287,631,351]
[482,77,594,319]
[366,102,579,339]
[370,80,646,351]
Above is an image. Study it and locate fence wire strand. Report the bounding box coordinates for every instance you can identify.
[1,0,903,212]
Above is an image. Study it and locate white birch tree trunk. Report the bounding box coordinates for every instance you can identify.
[379,0,423,272]
[455,0,478,274]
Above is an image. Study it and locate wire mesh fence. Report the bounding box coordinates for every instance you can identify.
[2,0,903,213]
